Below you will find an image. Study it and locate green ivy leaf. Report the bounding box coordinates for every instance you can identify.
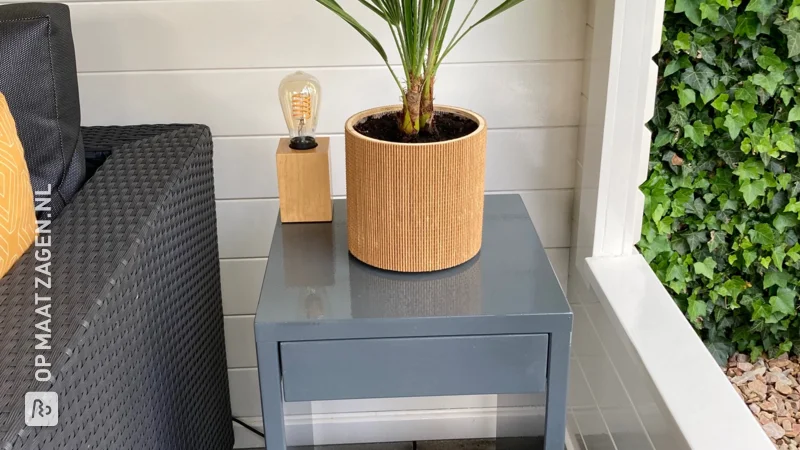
[723,277,748,301]
[684,120,710,145]
[676,0,703,25]
[717,8,737,32]
[779,20,800,58]
[711,93,730,112]
[749,223,776,247]
[734,82,759,104]
[664,59,682,77]
[678,85,697,107]
[765,270,793,289]
[775,213,800,233]
[770,288,797,317]
[688,296,708,322]
[745,0,778,14]
[740,179,768,205]
[685,231,710,251]
[674,32,693,52]
[744,249,759,267]
[735,13,760,39]
[668,104,690,129]
[773,244,787,269]
[733,160,765,180]
[789,106,800,122]
[694,257,718,279]
[786,199,800,218]
[752,71,785,96]
[700,3,720,23]
[682,63,715,93]
[790,4,800,22]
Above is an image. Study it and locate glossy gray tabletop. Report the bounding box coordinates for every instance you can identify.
[255,194,571,342]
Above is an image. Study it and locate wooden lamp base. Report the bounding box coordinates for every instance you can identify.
[276,137,333,223]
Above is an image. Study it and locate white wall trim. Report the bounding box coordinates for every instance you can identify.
[583,254,773,450]
[591,0,664,257]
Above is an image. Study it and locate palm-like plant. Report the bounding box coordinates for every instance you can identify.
[317,0,527,136]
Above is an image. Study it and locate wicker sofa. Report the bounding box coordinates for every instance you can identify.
[0,125,234,449]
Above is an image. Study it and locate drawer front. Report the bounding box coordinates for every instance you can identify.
[280,334,548,402]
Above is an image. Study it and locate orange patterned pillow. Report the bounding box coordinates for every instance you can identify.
[0,92,37,277]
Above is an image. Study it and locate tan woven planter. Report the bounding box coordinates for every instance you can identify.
[345,105,487,272]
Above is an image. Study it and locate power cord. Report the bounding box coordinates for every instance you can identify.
[232,417,265,438]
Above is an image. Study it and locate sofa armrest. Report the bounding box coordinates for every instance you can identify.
[0,124,233,449]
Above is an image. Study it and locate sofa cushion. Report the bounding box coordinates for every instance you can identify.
[0,93,37,278]
[0,3,85,218]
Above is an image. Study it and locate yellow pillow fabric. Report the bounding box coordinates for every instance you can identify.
[0,92,37,278]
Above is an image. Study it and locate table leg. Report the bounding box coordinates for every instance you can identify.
[544,330,571,450]
[257,341,287,450]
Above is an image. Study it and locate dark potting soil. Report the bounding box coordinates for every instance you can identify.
[354,110,479,144]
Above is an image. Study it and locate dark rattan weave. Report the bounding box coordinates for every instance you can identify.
[0,125,233,449]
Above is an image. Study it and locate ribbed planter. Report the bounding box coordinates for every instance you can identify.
[345,105,487,272]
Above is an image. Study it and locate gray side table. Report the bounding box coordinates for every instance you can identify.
[255,194,572,450]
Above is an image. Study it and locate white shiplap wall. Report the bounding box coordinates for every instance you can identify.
[31,0,586,446]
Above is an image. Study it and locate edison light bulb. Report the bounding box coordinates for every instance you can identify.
[279,71,321,150]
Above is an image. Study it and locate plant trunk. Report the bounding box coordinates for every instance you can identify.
[421,77,435,133]
[401,75,423,136]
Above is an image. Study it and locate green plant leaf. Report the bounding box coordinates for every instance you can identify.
[706,340,734,365]
[735,13,760,39]
[724,277,748,301]
[682,63,715,93]
[685,231,710,251]
[469,0,527,29]
[740,179,768,205]
[733,160,765,180]
[678,86,697,107]
[749,223,776,247]
[674,32,693,52]
[745,0,778,14]
[780,20,800,58]
[694,257,717,279]
[675,0,703,25]
[752,71,785,96]
[735,82,759,104]
[711,93,730,112]
[765,270,793,289]
[790,2,800,21]
[770,288,796,317]
[775,213,800,232]
[664,59,682,77]
[700,3,720,23]
[684,121,709,145]
[688,296,708,322]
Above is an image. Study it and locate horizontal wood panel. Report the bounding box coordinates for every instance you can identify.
[545,248,570,293]
[220,258,268,315]
[66,0,585,72]
[220,249,569,318]
[213,127,578,200]
[224,315,256,369]
[215,191,572,259]
[78,62,583,136]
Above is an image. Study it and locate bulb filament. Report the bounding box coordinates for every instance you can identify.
[291,93,312,122]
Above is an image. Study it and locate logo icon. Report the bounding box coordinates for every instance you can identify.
[25,392,58,426]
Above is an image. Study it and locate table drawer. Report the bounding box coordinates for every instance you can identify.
[280,334,548,402]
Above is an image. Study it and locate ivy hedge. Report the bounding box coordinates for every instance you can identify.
[640,0,800,363]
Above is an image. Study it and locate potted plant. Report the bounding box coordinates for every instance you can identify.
[317,0,527,272]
